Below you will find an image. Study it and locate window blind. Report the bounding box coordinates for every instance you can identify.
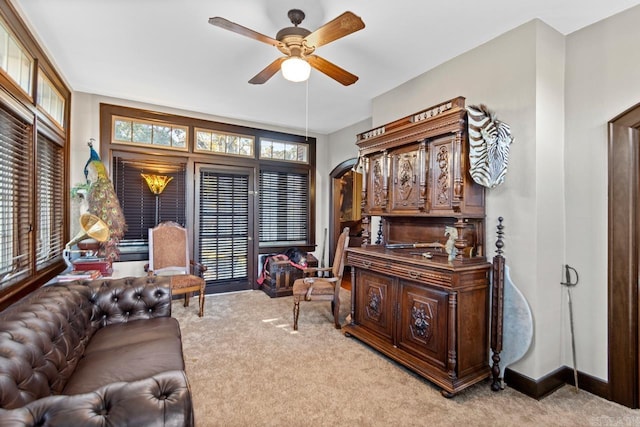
[259,169,309,245]
[112,157,186,241]
[0,103,33,288]
[198,170,249,282]
[36,133,64,270]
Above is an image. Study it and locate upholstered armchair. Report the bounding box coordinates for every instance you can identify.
[147,221,207,317]
[292,227,350,330]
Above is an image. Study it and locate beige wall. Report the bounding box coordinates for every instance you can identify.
[564,4,640,379]
[327,118,371,168]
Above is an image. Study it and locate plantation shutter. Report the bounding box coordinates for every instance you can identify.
[36,133,64,270]
[259,169,309,245]
[198,170,249,282]
[112,156,186,241]
[0,103,33,288]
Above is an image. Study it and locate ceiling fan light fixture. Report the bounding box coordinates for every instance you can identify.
[281,57,311,82]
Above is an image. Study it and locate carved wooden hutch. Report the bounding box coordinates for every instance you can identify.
[343,97,491,397]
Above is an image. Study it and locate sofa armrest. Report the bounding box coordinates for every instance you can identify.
[87,276,173,328]
[0,370,194,427]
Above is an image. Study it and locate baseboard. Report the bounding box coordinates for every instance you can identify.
[504,366,610,401]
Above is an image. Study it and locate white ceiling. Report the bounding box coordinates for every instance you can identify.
[12,0,640,135]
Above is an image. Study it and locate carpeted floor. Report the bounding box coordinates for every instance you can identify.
[172,289,640,427]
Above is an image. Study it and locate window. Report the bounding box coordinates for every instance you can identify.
[0,103,33,287]
[259,168,310,246]
[112,155,186,260]
[112,116,188,151]
[37,71,65,127]
[101,103,316,265]
[36,134,64,270]
[260,138,308,163]
[0,2,71,308]
[195,128,254,157]
[0,20,32,95]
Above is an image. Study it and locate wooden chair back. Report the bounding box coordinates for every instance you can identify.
[332,227,350,296]
[148,222,190,275]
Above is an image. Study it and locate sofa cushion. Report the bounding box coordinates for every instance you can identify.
[62,317,185,395]
[82,316,181,356]
[0,370,193,427]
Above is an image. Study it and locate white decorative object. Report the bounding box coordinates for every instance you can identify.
[499,265,533,386]
[444,226,458,262]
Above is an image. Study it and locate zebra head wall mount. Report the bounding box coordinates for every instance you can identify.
[467,104,515,189]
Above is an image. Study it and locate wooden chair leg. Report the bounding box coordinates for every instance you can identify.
[198,287,205,317]
[293,297,300,331]
[184,293,190,307]
[333,298,341,329]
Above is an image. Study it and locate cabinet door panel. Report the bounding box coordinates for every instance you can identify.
[429,136,454,211]
[390,145,421,213]
[397,281,449,370]
[355,269,394,341]
[367,152,387,213]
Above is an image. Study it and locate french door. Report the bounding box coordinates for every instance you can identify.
[195,164,254,293]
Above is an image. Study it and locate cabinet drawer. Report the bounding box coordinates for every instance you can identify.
[347,252,392,271]
[348,251,453,289]
[387,263,452,288]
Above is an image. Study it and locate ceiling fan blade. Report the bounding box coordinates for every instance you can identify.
[208,17,280,47]
[249,57,287,84]
[303,11,365,49]
[307,55,358,86]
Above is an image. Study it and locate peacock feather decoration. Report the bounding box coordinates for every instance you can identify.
[84,139,127,261]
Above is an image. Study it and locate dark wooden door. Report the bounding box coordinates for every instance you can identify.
[608,104,640,408]
[195,164,254,294]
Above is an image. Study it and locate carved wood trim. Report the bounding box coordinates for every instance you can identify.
[447,291,458,378]
[356,97,466,156]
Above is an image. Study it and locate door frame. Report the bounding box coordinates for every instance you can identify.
[329,158,359,263]
[608,102,640,408]
[194,163,256,294]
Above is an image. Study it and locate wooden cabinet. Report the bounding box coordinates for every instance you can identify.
[346,247,491,396]
[345,96,491,396]
[356,97,485,252]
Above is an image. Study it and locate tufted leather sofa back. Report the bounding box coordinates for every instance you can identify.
[0,276,172,410]
[84,276,172,328]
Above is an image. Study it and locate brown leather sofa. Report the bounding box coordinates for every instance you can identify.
[0,276,194,426]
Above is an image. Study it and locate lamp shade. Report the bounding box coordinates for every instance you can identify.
[281,57,311,82]
[141,174,173,195]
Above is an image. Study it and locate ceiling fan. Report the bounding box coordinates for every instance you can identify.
[208,9,365,85]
